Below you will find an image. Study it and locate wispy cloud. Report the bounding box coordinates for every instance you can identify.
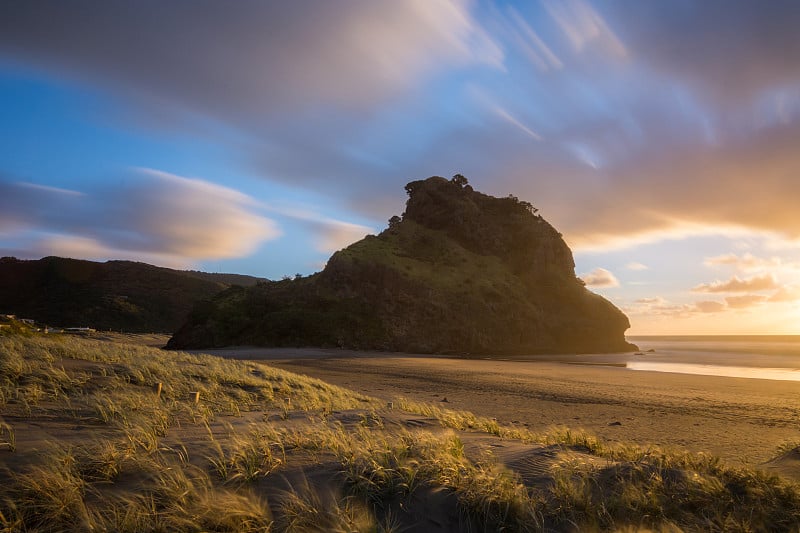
[15,182,85,197]
[694,300,726,314]
[769,284,800,303]
[505,6,563,71]
[542,0,626,58]
[0,169,279,265]
[634,297,664,305]
[0,1,501,122]
[626,262,648,271]
[704,252,783,271]
[260,202,374,254]
[692,274,778,293]
[494,106,543,141]
[725,294,766,309]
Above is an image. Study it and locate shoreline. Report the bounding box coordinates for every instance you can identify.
[125,338,800,467]
[252,353,800,466]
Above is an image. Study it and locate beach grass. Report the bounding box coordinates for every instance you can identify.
[2,333,800,531]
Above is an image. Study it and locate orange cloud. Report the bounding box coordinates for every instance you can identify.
[769,285,800,303]
[635,296,664,305]
[694,300,726,313]
[724,294,766,309]
[692,274,778,293]
[580,267,619,288]
[704,253,782,271]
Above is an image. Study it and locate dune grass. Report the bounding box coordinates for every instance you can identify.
[2,333,800,531]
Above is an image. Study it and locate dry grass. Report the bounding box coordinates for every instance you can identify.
[2,333,800,532]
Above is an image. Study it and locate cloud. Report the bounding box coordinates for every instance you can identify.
[0,1,500,123]
[542,0,626,58]
[634,297,664,305]
[25,235,193,270]
[724,294,766,309]
[502,6,563,72]
[599,0,800,108]
[0,169,279,265]
[769,285,800,303]
[303,220,373,254]
[692,274,778,293]
[704,253,782,271]
[580,267,619,288]
[260,203,375,254]
[2,0,800,261]
[627,295,722,318]
[694,300,726,314]
[626,262,648,271]
[526,119,800,253]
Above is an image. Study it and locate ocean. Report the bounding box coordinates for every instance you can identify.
[625,335,800,381]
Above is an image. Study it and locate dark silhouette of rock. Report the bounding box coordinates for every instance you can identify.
[168,176,637,354]
[0,256,265,332]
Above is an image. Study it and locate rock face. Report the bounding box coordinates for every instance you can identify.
[168,176,636,354]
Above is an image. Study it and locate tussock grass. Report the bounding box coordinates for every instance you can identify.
[3,333,800,531]
[0,421,14,452]
[397,397,800,531]
[276,477,377,533]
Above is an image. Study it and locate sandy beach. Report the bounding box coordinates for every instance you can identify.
[229,351,800,467]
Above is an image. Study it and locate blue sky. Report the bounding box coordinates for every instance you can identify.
[2,0,800,334]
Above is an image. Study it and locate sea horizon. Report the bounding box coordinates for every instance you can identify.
[620,335,800,380]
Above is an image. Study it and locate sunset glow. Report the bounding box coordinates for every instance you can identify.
[2,1,799,334]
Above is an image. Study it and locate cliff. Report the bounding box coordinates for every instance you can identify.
[168,176,636,354]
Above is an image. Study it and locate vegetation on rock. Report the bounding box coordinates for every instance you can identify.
[169,176,635,354]
[0,256,265,333]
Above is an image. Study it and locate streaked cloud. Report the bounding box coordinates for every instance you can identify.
[704,252,783,271]
[494,106,543,141]
[580,267,619,288]
[0,1,500,122]
[15,182,85,197]
[260,203,375,254]
[25,235,193,270]
[603,0,800,107]
[2,1,800,334]
[0,169,279,264]
[542,0,626,58]
[692,274,778,293]
[504,6,563,71]
[634,297,664,305]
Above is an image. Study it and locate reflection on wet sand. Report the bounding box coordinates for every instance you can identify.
[627,361,800,381]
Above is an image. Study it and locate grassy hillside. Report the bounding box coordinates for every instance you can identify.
[0,256,265,333]
[1,332,799,531]
[169,177,635,354]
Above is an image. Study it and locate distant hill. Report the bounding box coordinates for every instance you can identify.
[0,256,266,333]
[180,270,267,287]
[169,176,636,354]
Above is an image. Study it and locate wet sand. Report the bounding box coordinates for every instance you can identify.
[243,352,800,465]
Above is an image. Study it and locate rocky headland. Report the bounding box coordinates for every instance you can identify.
[168,176,636,354]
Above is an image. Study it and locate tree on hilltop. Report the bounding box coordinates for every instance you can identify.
[451,173,469,187]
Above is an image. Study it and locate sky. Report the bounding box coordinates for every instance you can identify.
[1,1,800,335]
